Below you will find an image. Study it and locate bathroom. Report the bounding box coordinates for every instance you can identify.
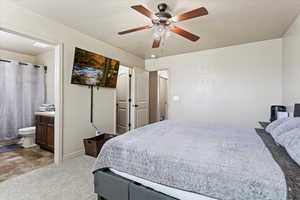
[0,30,55,182]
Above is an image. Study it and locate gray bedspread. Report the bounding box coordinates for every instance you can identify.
[94,120,287,200]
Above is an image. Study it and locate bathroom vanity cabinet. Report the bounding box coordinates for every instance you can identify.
[35,115,54,152]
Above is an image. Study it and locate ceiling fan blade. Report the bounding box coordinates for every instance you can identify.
[152,38,161,48]
[131,5,155,19]
[170,26,200,42]
[172,7,208,22]
[118,25,151,35]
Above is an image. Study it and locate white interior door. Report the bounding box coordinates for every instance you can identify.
[116,66,131,134]
[132,67,149,129]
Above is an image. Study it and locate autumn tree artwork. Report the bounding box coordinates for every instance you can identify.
[71,47,120,88]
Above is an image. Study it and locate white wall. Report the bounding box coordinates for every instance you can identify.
[0,0,144,159]
[0,48,36,63]
[146,39,283,128]
[36,50,55,104]
[282,14,300,112]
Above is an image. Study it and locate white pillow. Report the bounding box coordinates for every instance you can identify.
[266,117,291,133]
[271,118,300,143]
[277,111,289,119]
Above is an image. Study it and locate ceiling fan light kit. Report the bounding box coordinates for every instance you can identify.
[118,3,208,49]
[152,24,171,40]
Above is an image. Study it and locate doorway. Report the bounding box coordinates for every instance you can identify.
[149,70,168,123]
[0,30,62,182]
[116,66,149,134]
[0,28,63,166]
[158,70,168,121]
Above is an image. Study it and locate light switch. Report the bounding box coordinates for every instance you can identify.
[173,96,180,101]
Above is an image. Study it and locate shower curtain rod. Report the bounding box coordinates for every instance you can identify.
[0,59,47,71]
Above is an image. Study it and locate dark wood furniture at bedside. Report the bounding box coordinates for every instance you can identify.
[36,115,54,152]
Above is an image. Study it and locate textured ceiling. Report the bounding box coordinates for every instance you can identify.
[11,0,300,58]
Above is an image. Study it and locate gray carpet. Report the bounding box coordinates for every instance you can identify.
[0,155,97,200]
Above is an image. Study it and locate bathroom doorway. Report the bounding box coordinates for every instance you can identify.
[0,29,63,181]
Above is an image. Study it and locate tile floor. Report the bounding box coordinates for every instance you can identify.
[0,146,53,182]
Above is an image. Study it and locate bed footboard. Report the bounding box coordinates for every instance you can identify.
[94,169,178,200]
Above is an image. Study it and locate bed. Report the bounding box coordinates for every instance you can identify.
[93,120,300,200]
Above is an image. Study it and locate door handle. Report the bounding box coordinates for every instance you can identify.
[133,104,139,107]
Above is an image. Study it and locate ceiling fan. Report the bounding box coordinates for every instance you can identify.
[118,3,208,48]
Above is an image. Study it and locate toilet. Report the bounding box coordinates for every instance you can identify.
[18,127,36,148]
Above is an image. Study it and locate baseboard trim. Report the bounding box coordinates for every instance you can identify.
[63,149,85,161]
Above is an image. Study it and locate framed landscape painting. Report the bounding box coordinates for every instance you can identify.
[71,47,120,88]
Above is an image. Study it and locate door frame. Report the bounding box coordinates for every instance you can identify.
[130,67,136,129]
[54,43,64,164]
[0,28,64,165]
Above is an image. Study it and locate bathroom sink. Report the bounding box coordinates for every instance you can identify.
[35,112,55,117]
